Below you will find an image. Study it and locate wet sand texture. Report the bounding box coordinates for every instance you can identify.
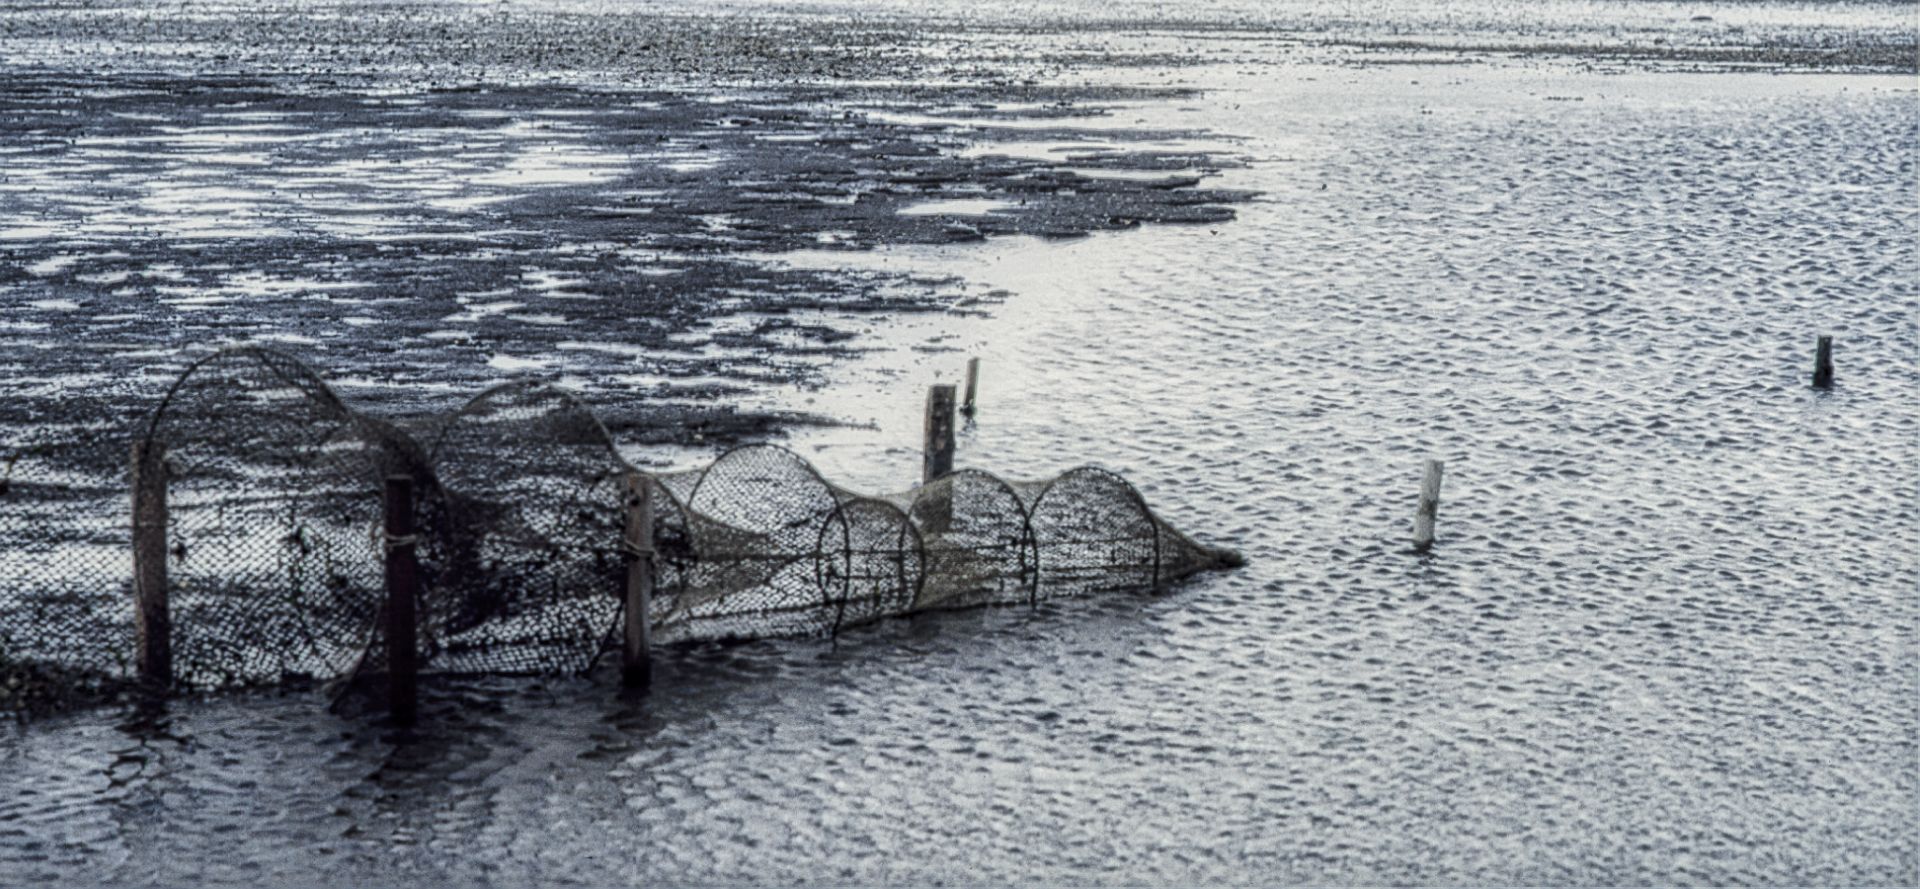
[0,73,1251,431]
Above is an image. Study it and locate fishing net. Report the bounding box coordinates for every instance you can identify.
[417,382,627,676]
[0,415,135,683]
[138,348,401,688]
[600,444,1239,646]
[0,346,1240,694]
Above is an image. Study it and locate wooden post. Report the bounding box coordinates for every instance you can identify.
[923,384,957,484]
[1413,459,1444,553]
[1812,335,1834,389]
[622,473,654,690]
[130,440,171,690]
[384,475,418,727]
[961,358,980,416]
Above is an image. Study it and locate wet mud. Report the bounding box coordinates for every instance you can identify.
[0,72,1251,452]
[2,0,1916,883]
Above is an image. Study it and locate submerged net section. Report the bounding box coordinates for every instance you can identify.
[906,469,1036,612]
[654,445,851,641]
[646,444,1237,646]
[3,346,1239,694]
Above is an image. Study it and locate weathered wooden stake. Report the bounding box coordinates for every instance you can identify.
[1413,459,1444,553]
[1812,335,1834,389]
[384,475,418,727]
[622,472,654,691]
[130,440,171,690]
[923,383,957,484]
[961,358,981,416]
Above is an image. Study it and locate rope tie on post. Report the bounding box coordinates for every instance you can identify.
[619,540,655,560]
[368,523,422,554]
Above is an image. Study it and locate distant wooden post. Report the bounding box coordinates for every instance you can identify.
[622,472,654,691]
[923,384,957,484]
[384,475,419,727]
[961,358,981,416]
[1812,335,1834,389]
[130,440,171,690]
[1413,459,1444,553]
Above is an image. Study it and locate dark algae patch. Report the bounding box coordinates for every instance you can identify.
[0,72,1252,447]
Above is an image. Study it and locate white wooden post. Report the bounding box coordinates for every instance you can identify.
[1413,459,1444,553]
[961,358,980,416]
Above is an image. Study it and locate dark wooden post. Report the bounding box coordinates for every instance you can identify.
[622,473,654,690]
[130,440,171,689]
[1413,459,1444,553]
[923,384,957,484]
[384,475,418,727]
[961,358,980,417]
[1812,335,1834,389]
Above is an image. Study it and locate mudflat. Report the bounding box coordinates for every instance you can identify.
[2,0,1916,884]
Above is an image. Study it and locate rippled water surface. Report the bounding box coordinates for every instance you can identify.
[4,2,1917,885]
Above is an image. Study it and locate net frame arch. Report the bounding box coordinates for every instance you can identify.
[137,346,403,689]
[905,467,1041,610]
[416,378,635,676]
[814,495,927,637]
[1027,464,1166,596]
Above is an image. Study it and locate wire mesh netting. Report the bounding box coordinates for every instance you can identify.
[417,382,627,676]
[144,349,399,688]
[1,346,1241,695]
[0,413,136,684]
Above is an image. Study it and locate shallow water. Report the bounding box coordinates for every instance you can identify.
[745,63,1920,884]
[4,2,1918,886]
